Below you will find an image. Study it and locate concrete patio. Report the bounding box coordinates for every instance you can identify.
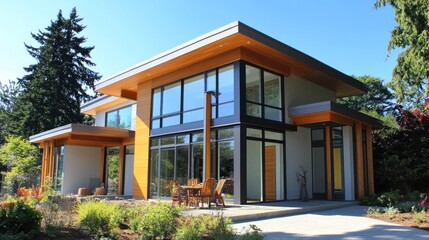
[182,200,359,222]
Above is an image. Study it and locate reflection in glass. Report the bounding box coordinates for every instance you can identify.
[264,107,282,121]
[183,109,204,123]
[246,103,261,117]
[151,119,160,129]
[176,147,189,185]
[176,134,190,144]
[184,74,204,111]
[106,147,120,195]
[218,65,234,103]
[246,128,262,138]
[264,72,281,107]
[160,149,174,197]
[192,133,204,142]
[218,141,234,179]
[246,65,261,103]
[265,131,283,141]
[218,102,234,117]
[150,150,159,198]
[218,128,234,140]
[106,111,117,128]
[152,88,161,117]
[162,82,181,115]
[53,146,64,193]
[118,107,132,129]
[161,136,175,145]
[206,70,217,104]
[162,115,180,127]
[192,144,204,182]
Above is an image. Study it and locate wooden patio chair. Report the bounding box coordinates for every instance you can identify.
[187,178,198,186]
[211,178,226,208]
[199,178,216,208]
[166,180,185,206]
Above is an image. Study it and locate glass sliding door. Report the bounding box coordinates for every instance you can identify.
[160,148,175,197]
[53,146,65,193]
[105,146,120,195]
[246,140,263,203]
[176,146,189,185]
[312,129,326,199]
[192,143,204,182]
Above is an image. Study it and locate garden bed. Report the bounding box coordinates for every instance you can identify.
[366,212,429,231]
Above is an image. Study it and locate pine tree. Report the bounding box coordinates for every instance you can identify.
[16,7,100,137]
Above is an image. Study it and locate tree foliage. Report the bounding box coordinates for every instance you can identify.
[0,136,41,194]
[14,7,100,138]
[375,0,429,105]
[337,75,394,115]
[0,81,21,144]
[373,106,429,193]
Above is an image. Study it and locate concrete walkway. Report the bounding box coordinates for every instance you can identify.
[234,205,429,239]
[183,200,358,222]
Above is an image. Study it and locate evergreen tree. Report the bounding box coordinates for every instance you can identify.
[0,80,22,144]
[16,7,100,137]
[375,0,429,105]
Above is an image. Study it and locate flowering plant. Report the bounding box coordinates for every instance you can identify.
[296,166,308,186]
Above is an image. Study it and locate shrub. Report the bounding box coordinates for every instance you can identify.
[0,199,42,236]
[413,210,427,223]
[366,207,383,215]
[175,213,235,240]
[362,194,380,206]
[37,195,77,237]
[77,200,124,237]
[239,224,264,240]
[395,201,416,213]
[384,206,399,219]
[131,202,182,240]
[378,190,401,207]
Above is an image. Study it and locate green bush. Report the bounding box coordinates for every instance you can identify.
[131,202,182,240]
[0,199,42,236]
[77,200,124,237]
[175,213,235,240]
[384,206,399,219]
[361,194,380,206]
[378,190,401,207]
[239,224,264,240]
[366,207,383,214]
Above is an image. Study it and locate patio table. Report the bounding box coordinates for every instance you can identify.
[181,185,203,207]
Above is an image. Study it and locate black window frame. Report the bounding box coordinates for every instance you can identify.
[244,62,285,122]
[150,63,236,130]
[105,104,133,129]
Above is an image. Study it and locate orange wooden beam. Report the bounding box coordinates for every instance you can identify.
[204,92,212,180]
[325,126,332,200]
[366,126,375,194]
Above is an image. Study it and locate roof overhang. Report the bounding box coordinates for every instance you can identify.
[80,95,136,116]
[288,101,383,128]
[95,21,367,98]
[30,124,135,147]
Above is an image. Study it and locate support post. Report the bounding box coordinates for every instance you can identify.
[325,126,332,200]
[366,126,375,194]
[204,91,212,180]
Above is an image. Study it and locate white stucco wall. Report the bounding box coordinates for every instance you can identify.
[286,127,313,200]
[343,126,355,200]
[62,145,101,195]
[284,75,336,124]
[95,101,137,130]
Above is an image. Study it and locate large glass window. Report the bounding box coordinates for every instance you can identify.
[151,64,235,129]
[149,127,235,199]
[106,105,132,129]
[53,146,65,193]
[245,64,283,122]
[105,146,120,195]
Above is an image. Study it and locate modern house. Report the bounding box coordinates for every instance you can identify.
[30,22,381,204]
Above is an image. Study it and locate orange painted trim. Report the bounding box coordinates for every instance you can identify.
[291,111,354,126]
[325,126,333,200]
[355,122,365,200]
[366,126,375,194]
[121,89,137,100]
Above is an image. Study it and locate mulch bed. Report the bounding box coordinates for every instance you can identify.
[366,212,429,231]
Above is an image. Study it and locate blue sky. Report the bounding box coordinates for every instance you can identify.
[0,0,399,87]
